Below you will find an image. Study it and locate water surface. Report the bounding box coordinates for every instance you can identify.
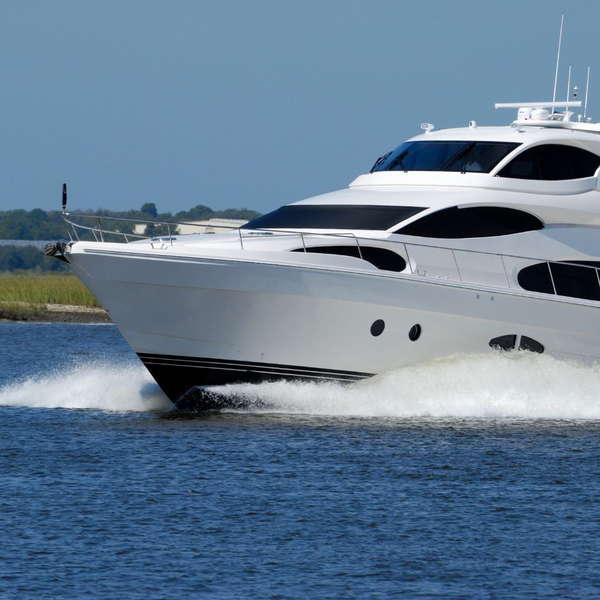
[0,323,598,598]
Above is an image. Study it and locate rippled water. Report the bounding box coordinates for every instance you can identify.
[1,323,599,598]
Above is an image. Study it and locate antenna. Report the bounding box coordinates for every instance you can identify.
[62,183,67,214]
[552,14,564,105]
[565,64,571,115]
[584,66,591,119]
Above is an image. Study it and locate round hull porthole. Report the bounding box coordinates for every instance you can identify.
[409,324,422,341]
[371,320,385,337]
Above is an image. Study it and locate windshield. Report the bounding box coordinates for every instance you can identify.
[371,141,520,174]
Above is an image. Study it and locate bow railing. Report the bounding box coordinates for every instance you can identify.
[61,213,600,301]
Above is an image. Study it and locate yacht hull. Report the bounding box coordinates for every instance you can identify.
[68,244,600,410]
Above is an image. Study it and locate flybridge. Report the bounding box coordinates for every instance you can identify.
[492,16,600,133]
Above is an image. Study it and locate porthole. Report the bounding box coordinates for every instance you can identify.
[489,334,517,351]
[489,334,544,354]
[519,336,544,354]
[371,319,385,337]
[408,324,421,341]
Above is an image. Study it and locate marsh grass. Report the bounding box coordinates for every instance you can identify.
[0,274,100,307]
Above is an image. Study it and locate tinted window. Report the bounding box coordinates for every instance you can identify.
[498,144,600,180]
[397,206,543,238]
[516,263,554,294]
[518,261,600,301]
[371,142,519,173]
[242,205,425,231]
[292,246,406,272]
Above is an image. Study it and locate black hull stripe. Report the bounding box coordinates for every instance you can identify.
[141,360,359,382]
[137,352,373,382]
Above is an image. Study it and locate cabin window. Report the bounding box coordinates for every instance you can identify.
[396,206,543,238]
[518,261,600,301]
[371,141,520,173]
[497,144,600,180]
[242,205,425,231]
[292,246,406,272]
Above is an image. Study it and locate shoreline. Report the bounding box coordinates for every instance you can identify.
[0,303,112,324]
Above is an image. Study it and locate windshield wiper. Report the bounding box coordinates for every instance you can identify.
[441,142,475,172]
[389,149,410,172]
[370,151,392,173]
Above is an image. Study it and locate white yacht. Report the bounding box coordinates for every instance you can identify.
[51,99,600,409]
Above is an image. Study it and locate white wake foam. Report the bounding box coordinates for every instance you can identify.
[214,353,600,419]
[3,353,600,418]
[0,361,173,413]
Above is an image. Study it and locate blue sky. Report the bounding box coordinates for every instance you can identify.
[1,0,599,215]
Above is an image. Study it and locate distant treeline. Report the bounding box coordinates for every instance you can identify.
[0,245,69,273]
[0,203,262,241]
[0,203,262,272]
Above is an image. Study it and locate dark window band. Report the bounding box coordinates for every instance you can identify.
[396,206,543,238]
[242,205,425,231]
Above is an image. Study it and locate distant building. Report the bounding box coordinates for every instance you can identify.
[133,218,248,237]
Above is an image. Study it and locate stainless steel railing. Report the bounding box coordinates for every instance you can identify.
[62,213,600,299]
[62,213,242,245]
